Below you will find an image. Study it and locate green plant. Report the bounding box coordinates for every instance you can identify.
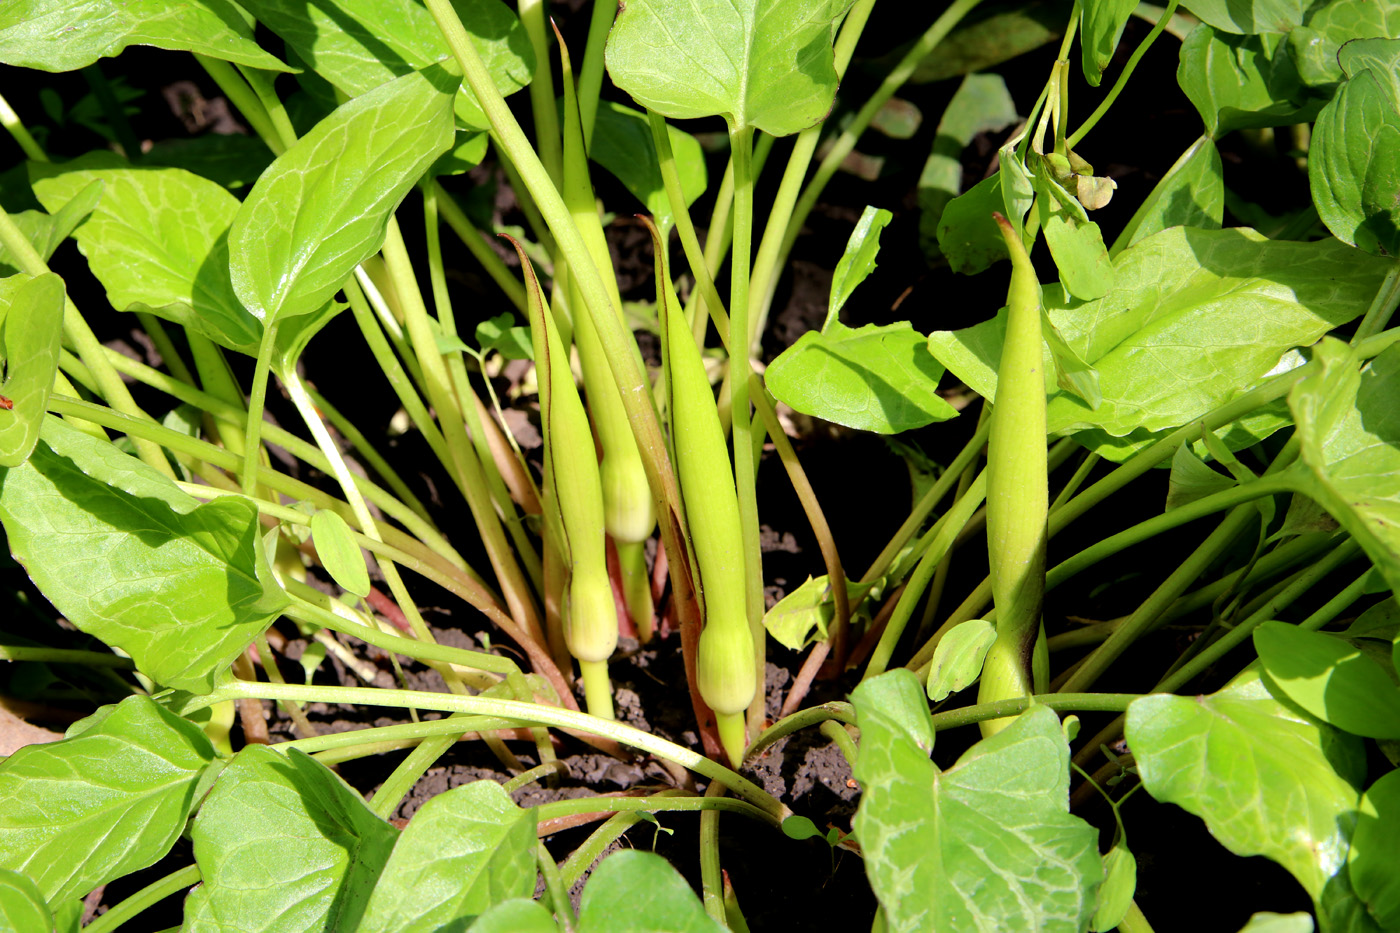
[1,0,1400,930]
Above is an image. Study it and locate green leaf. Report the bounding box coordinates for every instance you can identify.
[1180,0,1311,34]
[1350,768,1400,928]
[0,0,290,73]
[575,850,726,933]
[1288,1,1400,89]
[358,781,536,932]
[0,273,64,467]
[475,313,533,361]
[1177,26,1322,138]
[310,508,370,598]
[142,134,276,191]
[1081,0,1137,86]
[925,618,996,702]
[605,0,853,136]
[762,574,876,651]
[589,101,707,224]
[30,155,261,354]
[1236,914,1315,933]
[0,868,51,932]
[1342,597,1399,641]
[0,177,102,276]
[1036,169,1113,301]
[1126,670,1366,911]
[239,0,533,130]
[1166,445,1238,511]
[0,695,215,904]
[1255,621,1400,738]
[1288,339,1400,597]
[827,206,893,324]
[928,227,1390,439]
[852,670,1101,933]
[0,417,289,692]
[468,898,560,933]
[1089,836,1136,932]
[936,174,1011,275]
[1308,39,1400,258]
[766,321,957,434]
[228,65,457,323]
[1111,135,1224,255]
[185,745,399,933]
[902,0,1063,84]
[918,74,1018,261]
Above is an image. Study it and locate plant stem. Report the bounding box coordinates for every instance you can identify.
[746,702,856,762]
[537,841,576,930]
[280,715,516,757]
[0,645,134,668]
[819,720,859,771]
[726,123,767,734]
[207,680,789,819]
[517,0,561,186]
[240,319,279,494]
[864,473,987,680]
[927,693,1139,732]
[1067,0,1181,148]
[560,795,686,886]
[1353,261,1400,343]
[700,781,728,924]
[533,791,779,830]
[79,864,201,933]
[0,90,46,161]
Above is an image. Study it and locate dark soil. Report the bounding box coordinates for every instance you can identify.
[0,1,1334,929]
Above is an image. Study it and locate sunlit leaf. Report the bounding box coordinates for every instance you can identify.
[575,850,726,933]
[0,695,214,904]
[0,273,64,467]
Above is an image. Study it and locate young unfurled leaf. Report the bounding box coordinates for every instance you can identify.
[229,65,457,323]
[828,206,893,324]
[1089,836,1137,932]
[0,273,64,467]
[357,781,536,932]
[605,0,853,136]
[0,0,291,73]
[0,695,215,904]
[1166,445,1237,512]
[1035,167,1112,301]
[1255,621,1400,739]
[239,0,533,129]
[762,574,876,652]
[310,508,371,598]
[766,321,957,435]
[0,417,288,692]
[852,671,1101,933]
[925,619,996,702]
[185,746,399,933]
[1127,669,1366,916]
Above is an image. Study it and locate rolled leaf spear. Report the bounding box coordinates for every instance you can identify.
[977,213,1050,734]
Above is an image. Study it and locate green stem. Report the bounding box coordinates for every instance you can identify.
[560,798,684,887]
[1353,261,1400,343]
[371,733,457,819]
[727,123,766,732]
[79,864,201,933]
[0,645,134,668]
[575,0,616,146]
[433,180,527,311]
[205,679,788,818]
[237,65,298,150]
[776,0,984,282]
[307,386,433,525]
[194,56,284,155]
[502,759,567,794]
[864,473,988,679]
[537,841,576,929]
[746,701,856,761]
[1055,503,1261,694]
[280,715,516,757]
[533,791,779,830]
[927,693,1139,732]
[700,781,728,924]
[819,720,859,771]
[1067,0,1181,148]
[518,0,562,186]
[0,90,46,161]
[240,319,279,494]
